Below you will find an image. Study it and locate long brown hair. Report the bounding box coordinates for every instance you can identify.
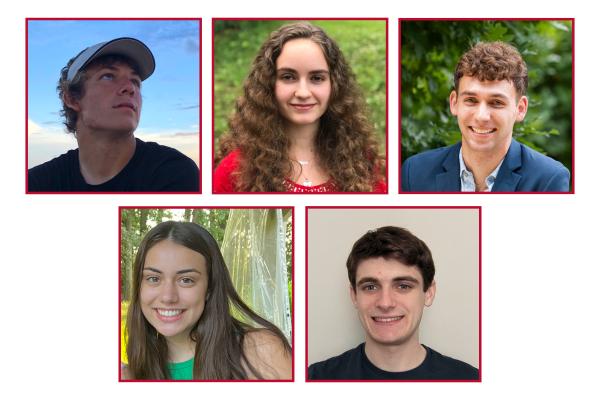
[125,221,291,379]
[216,22,384,192]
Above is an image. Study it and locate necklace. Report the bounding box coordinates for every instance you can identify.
[295,159,312,186]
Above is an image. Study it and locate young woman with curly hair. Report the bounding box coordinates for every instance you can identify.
[122,221,292,380]
[214,22,386,193]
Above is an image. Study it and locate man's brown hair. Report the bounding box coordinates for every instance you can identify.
[346,226,435,292]
[454,41,528,97]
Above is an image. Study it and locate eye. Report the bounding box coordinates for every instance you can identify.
[131,78,141,88]
[490,99,505,108]
[311,74,328,83]
[396,282,414,291]
[464,97,477,104]
[100,73,114,81]
[178,277,195,286]
[278,72,296,82]
[144,275,160,284]
[361,284,378,292]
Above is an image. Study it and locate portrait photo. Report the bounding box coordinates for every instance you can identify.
[27,19,200,193]
[400,19,573,193]
[213,19,387,193]
[307,207,480,381]
[119,207,293,380]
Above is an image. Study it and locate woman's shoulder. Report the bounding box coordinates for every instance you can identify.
[242,329,292,380]
[214,149,242,193]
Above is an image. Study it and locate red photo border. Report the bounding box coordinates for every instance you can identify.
[211,17,389,194]
[304,205,482,382]
[25,18,203,195]
[118,205,295,382]
[398,18,575,195]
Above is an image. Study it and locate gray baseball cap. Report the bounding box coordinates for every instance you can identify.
[66,37,155,82]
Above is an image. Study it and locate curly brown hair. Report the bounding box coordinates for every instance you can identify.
[216,22,384,192]
[454,41,528,97]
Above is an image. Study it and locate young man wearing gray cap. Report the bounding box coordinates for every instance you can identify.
[28,37,199,192]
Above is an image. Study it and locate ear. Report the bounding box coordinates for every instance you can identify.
[449,90,458,116]
[62,92,81,113]
[349,285,358,308]
[424,280,436,307]
[515,95,528,122]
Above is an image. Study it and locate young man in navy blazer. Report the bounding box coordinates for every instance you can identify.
[401,41,570,192]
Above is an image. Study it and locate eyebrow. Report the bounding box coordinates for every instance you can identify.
[277,67,330,74]
[356,275,421,286]
[143,267,201,275]
[96,65,141,78]
[459,91,509,100]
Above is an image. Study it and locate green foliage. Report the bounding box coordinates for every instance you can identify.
[401,20,572,172]
[214,20,387,155]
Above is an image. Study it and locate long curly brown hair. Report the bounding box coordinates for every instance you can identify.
[216,22,384,192]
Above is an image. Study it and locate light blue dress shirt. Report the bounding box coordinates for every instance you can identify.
[459,147,504,192]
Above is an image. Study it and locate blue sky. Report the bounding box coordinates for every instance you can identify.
[27,19,200,167]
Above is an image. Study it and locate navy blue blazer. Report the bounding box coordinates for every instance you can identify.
[401,139,570,192]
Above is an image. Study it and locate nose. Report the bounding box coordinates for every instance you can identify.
[375,287,396,310]
[118,77,136,96]
[475,103,491,121]
[294,79,311,99]
[160,282,179,304]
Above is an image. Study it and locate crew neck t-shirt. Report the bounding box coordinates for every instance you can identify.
[28,138,199,192]
[168,358,194,380]
[308,343,479,380]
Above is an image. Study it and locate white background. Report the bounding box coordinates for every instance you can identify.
[3,0,599,398]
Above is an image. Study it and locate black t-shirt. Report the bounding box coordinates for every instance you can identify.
[308,343,479,380]
[28,138,199,192]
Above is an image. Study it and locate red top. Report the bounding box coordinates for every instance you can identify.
[214,150,386,193]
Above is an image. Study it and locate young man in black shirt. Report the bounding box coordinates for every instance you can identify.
[28,37,199,192]
[308,226,479,380]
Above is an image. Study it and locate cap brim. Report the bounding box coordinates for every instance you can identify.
[67,37,155,82]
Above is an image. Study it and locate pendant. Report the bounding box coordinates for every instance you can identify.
[303,178,313,186]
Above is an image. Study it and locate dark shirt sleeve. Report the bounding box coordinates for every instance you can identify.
[27,150,79,192]
[153,156,199,192]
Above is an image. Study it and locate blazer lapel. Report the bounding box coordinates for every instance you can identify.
[492,139,522,192]
[435,142,461,191]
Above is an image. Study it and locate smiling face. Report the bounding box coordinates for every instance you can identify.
[450,76,528,157]
[66,60,142,135]
[350,257,436,348]
[140,240,209,343]
[274,38,331,130]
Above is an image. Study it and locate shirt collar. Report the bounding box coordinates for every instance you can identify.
[459,147,504,192]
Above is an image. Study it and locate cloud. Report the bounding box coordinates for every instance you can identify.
[135,130,199,166]
[28,119,43,134]
[27,119,77,168]
[175,103,200,111]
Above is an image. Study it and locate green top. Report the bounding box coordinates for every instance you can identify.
[168,358,194,380]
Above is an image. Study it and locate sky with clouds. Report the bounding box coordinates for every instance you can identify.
[27,19,200,168]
